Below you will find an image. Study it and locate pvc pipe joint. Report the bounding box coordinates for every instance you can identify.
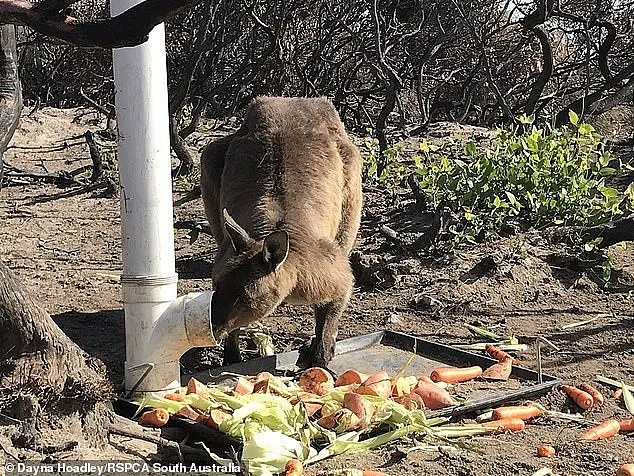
[123,275,216,393]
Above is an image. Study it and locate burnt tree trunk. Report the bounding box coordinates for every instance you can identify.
[0,261,112,450]
[0,25,21,191]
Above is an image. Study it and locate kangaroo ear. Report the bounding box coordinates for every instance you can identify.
[223,208,254,252]
[262,230,289,272]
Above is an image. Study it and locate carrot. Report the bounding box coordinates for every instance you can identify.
[138,408,169,427]
[492,405,543,421]
[344,392,375,427]
[577,419,620,441]
[485,344,519,364]
[186,377,208,396]
[561,384,594,410]
[335,369,369,387]
[163,392,185,402]
[579,383,604,406]
[418,375,435,384]
[617,464,634,476]
[480,417,525,432]
[355,371,392,399]
[413,381,455,410]
[233,377,255,395]
[481,357,513,381]
[394,392,426,410]
[284,458,303,476]
[614,388,623,399]
[620,418,634,433]
[298,367,335,396]
[536,444,555,457]
[430,365,483,383]
[361,472,389,476]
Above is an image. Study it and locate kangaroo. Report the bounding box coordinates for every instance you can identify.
[200,96,362,368]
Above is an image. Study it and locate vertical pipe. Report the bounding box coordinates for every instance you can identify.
[110,0,180,391]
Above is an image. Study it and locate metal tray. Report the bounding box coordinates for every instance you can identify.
[184,330,561,419]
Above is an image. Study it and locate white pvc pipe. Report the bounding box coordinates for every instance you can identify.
[111,0,216,393]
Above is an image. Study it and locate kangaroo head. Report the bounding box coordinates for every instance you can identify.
[211,209,290,341]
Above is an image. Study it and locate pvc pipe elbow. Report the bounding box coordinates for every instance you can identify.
[147,290,217,364]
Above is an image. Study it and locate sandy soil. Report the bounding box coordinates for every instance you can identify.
[1,107,633,476]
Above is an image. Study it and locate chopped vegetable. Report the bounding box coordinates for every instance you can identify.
[203,408,233,429]
[344,392,375,427]
[561,385,594,410]
[391,376,417,397]
[163,392,185,402]
[356,371,392,399]
[241,430,309,476]
[579,383,604,406]
[536,444,555,457]
[393,392,425,410]
[234,377,255,395]
[284,458,303,476]
[174,405,202,421]
[299,367,335,396]
[138,408,169,427]
[617,464,634,476]
[430,365,483,383]
[335,370,369,387]
[412,382,455,410]
[492,405,543,421]
[577,419,620,441]
[481,357,513,381]
[186,377,208,396]
[317,408,361,431]
[291,392,323,417]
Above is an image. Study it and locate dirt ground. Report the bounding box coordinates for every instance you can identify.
[1,107,633,476]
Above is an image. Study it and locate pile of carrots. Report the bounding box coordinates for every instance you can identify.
[558,382,634,442]
[133,352,633,476]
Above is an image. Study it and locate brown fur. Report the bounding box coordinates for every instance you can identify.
[200,96,362,367]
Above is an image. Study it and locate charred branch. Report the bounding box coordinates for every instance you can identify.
[0,0,202,49]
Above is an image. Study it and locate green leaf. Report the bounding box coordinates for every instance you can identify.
[465,141,477,156]
[420,139,430,154]
[568,109,579,126]
[600,167,617,176]
[518,113,534,125]
[625,182,634,201]
[464,212,477,221]
[600,187,619,200]
[578,123,595,135]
